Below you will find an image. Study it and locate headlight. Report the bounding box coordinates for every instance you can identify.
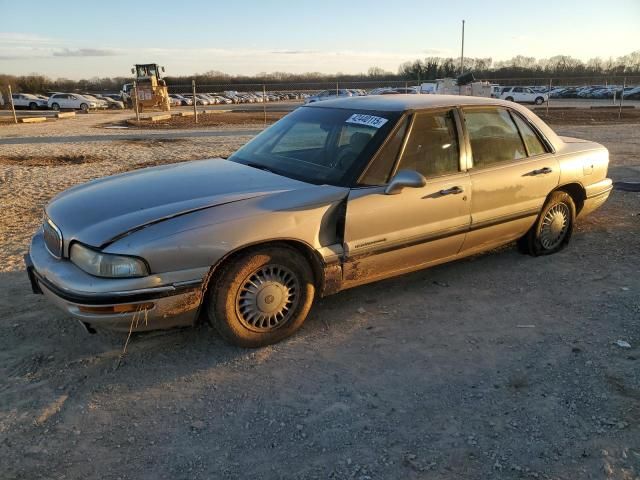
[70,243,149,278]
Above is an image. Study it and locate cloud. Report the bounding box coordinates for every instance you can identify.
[271,50,319,55]
[0,32,58,46]
[53,48,119,57]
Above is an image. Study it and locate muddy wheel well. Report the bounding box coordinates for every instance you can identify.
[202,240,324,297]
[556,183,586,214]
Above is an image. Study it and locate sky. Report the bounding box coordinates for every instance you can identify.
[1,0,639,79]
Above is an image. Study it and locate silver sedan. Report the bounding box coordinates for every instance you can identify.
[26,95,612,347]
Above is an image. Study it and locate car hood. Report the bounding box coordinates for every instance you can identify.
[47,158,309,249]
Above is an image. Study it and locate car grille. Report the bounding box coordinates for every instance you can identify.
[43,218,63,258]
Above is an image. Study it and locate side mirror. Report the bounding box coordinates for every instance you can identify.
[384,170,427,195]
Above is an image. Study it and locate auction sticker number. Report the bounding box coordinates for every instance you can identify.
[345,114,388,128]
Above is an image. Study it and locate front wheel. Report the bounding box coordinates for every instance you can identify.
[80,103,88,112]
[534,96,544,105]
[518,191,576,256]
[208,246,315,347]
[29,102,37,110]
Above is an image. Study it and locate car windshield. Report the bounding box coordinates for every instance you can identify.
[229,106,400,186]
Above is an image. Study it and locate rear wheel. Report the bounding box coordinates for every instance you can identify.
[505,96,515,102]
[29,102,37,110]
[534,96,544,105]
[208,246,315,348]
[51,103,60,111]
[518,191,576,256]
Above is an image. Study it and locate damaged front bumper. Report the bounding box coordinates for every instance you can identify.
[26,231,207,333]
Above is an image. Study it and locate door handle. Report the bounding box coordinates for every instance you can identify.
[439,186,464,195]
[531,167,553,175]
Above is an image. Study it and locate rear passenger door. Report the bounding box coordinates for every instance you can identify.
[458,106,559,254]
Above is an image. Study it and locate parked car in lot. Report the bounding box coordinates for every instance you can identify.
[169,94,192,106]
[47,93,98,112]
[11,93,48,110]
[304,89,353,103]
[25,95,612,347]
[500,87,547,104]
[81,94,109,109]
[181,93,207,105]
[95,95,125,109]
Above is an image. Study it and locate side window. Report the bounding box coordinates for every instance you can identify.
[359,116,410,185]
[396,110,460,177]
[511,113,547,156]
[513,87,523,93]
[464,108,527,168]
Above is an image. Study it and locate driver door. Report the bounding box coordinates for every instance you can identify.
[342,108,471,287]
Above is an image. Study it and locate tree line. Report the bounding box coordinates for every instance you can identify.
[1,51,639,95]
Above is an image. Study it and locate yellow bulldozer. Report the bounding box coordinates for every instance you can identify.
[122,63,170,112]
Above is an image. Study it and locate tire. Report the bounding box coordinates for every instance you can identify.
[517,191,576,256]
[80,103,88,112]
[51,103,60,111]
[29,102,37,110]
[534,96,544,105]
[505,96,515,102]
[208,245,315,348]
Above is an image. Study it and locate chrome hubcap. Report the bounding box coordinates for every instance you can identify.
[236,264,299,331]
[540,203,570,249]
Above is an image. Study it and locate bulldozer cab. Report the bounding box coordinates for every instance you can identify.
[133,64,164,81]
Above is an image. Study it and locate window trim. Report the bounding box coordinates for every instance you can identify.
[460,105,554,171]
[508,109,555,157]
[356,112,410,186]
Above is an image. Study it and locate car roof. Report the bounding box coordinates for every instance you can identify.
[304,94,519,112]
[305,93,564,150]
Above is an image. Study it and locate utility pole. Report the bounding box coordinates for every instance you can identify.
[460,19,466,75]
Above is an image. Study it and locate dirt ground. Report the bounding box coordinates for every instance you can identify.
[126,111,285,129]
[0,118,639,479]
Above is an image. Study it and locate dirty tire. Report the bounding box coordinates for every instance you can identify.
[208,246,315,348]
[80,103,88,112]
[51,103,60,111]
[505,96,514,102]
[535,96,544,105]
[518,191,576,256]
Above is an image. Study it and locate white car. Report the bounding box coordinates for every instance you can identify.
[500,87,547,105]
[81,94,109,109]
[11,93,48,110]
[47,93,98,112]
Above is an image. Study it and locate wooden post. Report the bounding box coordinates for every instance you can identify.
[263,84,267,127]
[192,79,198,124]
[546,78,551,116]
[618,77,626,120]
[133,81,140,121]
[8,85,17,124]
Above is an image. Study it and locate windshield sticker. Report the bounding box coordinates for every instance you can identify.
[345,114,388,129]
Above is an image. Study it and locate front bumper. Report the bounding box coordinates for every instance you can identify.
[26,231,207,332]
